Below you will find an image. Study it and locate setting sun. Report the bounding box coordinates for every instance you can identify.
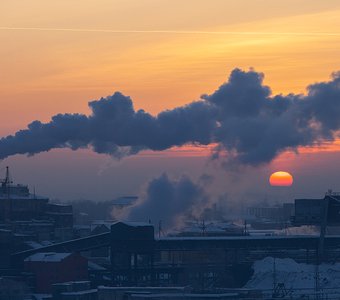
[269,171,293,186]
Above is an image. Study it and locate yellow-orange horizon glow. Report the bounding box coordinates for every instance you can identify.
[269,171,293,187]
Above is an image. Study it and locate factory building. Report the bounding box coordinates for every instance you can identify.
[0,167,49,221]
[0,167,73,239]
[294,192,340,226]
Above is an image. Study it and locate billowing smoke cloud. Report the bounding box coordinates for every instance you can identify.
[1,68,340,165]
[123,173,211,230]
[0,92,215,160]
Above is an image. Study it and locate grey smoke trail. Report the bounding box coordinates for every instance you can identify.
[125,173,211,230]
[1,68,340,165]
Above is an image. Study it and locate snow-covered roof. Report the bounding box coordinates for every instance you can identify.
[172,221,244,236]
[48,203,71,207]
[45,212,73,215]
[88,261,106,271]
[24,252,72,262]
[187,293,239,298]
[61,289,97,296]
[92,220,115,225]
[92,220,152,229]
[0,194,48,200]
[25,241,53,249]
[74,225,91,230]
[25,241,43,249]
[121,221,153,227]
[32,294,52,300]
[40,240,53,246]
[158,235,324,241]
[98,286,187,291]
[91,220,116,230]
[131,293,239,298]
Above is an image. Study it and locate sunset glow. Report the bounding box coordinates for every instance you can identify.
[1,0,340,200]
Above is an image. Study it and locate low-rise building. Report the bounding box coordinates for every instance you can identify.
[25,252,88,293]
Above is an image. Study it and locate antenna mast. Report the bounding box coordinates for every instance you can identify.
[4,166,13,220]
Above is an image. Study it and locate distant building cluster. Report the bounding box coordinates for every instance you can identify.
[0,167,73,242]
[246,203,294,229]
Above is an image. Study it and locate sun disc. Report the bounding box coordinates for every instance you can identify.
[269,171,293,187]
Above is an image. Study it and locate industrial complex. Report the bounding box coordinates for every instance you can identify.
[1,168,340,299]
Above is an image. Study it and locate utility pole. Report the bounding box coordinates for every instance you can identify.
[200,220,206,236]
[4,166,13,220]
[318,192,330,261]
[273,257,277,294]
[243,219,247,235]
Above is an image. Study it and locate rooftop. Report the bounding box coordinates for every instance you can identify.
[24,252,71,262]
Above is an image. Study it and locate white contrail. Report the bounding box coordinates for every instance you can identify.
[1,26,340,36]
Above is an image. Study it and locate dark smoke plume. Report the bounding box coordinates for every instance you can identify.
[1,68,340,165]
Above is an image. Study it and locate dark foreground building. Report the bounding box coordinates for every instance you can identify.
[24,252,88,293]
[294,192,340,225]
[13,221,340,291]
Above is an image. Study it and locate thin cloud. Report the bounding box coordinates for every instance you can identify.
[1,26,340,36]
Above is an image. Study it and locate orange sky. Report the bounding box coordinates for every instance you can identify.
[1,1,340,200]
[2,0,340,133]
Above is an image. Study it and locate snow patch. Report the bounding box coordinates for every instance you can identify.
[245,257,340,292]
